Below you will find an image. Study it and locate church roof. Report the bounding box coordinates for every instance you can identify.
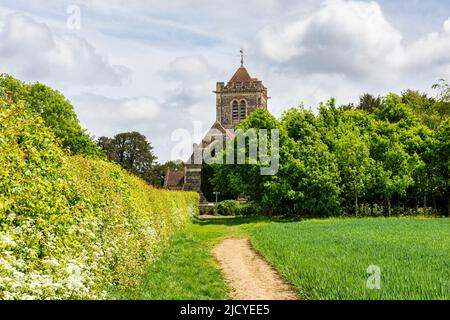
[229,66,254,83]
[164,170,184,190]
[185,121,236,165]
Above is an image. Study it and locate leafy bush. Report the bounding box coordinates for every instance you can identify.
[0,103,199,299]
[215,200,260,216]
[216,200,240,216]
[238,203,262,216]
[0,74,99,156]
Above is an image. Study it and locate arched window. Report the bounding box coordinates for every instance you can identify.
[232,100,239,121]
[239,100,247,120]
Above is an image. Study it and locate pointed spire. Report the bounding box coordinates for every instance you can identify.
[229,65,252,83]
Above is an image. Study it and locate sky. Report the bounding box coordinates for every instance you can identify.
[0,0,449,162]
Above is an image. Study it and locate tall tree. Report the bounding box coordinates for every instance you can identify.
[333,124,372,214]
[0,74,99,156]
[431,119,450,215]
[432,79,450,118]
[97,132,157,182]
[357,93,382,113]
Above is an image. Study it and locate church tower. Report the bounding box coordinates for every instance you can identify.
[214,50,268,129]
[166,50,270,204]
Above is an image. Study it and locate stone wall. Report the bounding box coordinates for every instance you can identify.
[183,164,207,202]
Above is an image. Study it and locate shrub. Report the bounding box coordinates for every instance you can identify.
[0,103,199,299]
[66,156,198,291]
[0,74,99,156]
[215,200,260,216]
[238,203,262,216]
[216,200,241,216]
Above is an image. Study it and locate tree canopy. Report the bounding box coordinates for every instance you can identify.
[97,132,157,183]
[0,74,98,156]
[210,81,450,217]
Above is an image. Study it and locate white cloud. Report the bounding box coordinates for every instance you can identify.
[257,0,450,83]
[72,94,161,136]
[1,0,449,162]
[0,14,130,87]
[161,55,216,122]
[401,17,450,72]
[70,55,219,162]
[162,55,213,83]
[120,97,160,123]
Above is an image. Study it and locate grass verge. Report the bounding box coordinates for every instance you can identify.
[108,216,271,299]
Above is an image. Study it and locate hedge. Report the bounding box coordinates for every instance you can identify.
[216,200,260,216]
[0,103,199,299]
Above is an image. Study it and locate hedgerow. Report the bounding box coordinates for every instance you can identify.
[0,102,199,299]
[215,200,261,216]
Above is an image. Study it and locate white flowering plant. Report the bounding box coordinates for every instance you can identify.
[0,103,199,299]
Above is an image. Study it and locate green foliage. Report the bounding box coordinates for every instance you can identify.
[279,105,341,216]
[357,93,383,113]
[0,103,198,299]
[211,109,283,203]
[97,132,157,184]
[432,79,450,119]
[212,108,341,217]
[333,123,372,213]
[431,118,450,210]
[235,203,262,216]
[201,163,216,201]
[211,83,449,217]
[251,218,450,300]
[216,200,241,216]
[0,74,99,156]
[0,102,91,299]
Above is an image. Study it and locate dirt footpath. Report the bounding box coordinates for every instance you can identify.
[213,238,298,300]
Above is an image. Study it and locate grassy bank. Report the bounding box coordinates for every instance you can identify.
[110,216,271,299]
[251,218,450,300]
[109,229,229,300]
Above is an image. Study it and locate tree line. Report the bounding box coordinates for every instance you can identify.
[2,73,448,215]
[210,81,449,216]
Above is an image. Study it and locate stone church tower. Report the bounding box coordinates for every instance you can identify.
[215,59,268,129]
[164,51,269,202]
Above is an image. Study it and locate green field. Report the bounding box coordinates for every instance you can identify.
[111,216,449,300]
[251,218,450,300]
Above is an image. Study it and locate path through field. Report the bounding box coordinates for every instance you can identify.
[213,238,298,300]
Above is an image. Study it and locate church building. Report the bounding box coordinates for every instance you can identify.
[164,51,269,201]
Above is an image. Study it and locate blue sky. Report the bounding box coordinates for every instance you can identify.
[0,0,449,161]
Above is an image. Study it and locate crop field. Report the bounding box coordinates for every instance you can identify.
[251,218,450,300]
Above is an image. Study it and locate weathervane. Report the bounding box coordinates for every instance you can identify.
[240,48,244,67]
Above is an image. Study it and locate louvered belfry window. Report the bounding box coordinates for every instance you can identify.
[232,100,239,121]
[240,100,247,120]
